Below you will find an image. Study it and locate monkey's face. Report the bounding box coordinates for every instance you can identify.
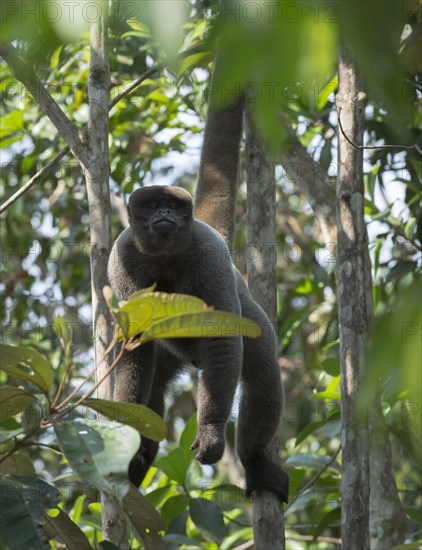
[128,186,193,256]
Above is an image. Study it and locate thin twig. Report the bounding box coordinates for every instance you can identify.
[0,148,69,214]
[337,107,419,153]
[289,534,342,544]
[109,63,164,109]
[52,361,75,408]
[55,339,126,419]
[55,337,116,411]
[21,441,61,452]
[285,445,341,512]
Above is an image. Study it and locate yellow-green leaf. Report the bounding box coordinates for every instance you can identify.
[178,51,213,75]
[140,311,261,344]
[53,316,72,357]
[116,292,209,338]
[0,111,23,138]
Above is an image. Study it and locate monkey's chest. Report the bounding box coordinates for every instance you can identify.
[127,257,193,295]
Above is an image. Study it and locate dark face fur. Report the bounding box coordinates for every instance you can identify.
[127,185,193,256]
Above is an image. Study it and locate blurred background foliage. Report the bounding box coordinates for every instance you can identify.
[0,0,421,548]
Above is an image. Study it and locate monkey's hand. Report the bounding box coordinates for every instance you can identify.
[190,423,225,464]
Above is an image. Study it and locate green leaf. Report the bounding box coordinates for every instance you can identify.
[145,485,175,508]
[0,427,24,443]
[316,74,338,111]
[178,52,213,74]
[373,239,383,277]
[314,507,341,538]
[0,385,37,421]
[53,316,72,357]
[156,448,190,486]
[295,423,327,448]
[179,413,196,457]
[0,111,23,138]
[0,344,53,394]
[50,45,63,69]
[285,489,316,516]
[189,498,225,543]
[163,533,197,548]
[43,507,92,550]
[161,495,190,526]
[22,399,45,433]
[84,398,167,441]
[294,278,314,295]
[140,311,261,343]
[404,217,417,240]
[313,390,341,400]
[207,484,248,504]
[126,18,151,36]
[295,408,340,446]
[114,291,261,341]
[0,453,35,475]
[0,476,58,550]
[147,91,170,104]
[313,374,340,400]
[166,510,189,536]
[285,453,340,472]
[320,358,340,377]
[122,486,165,550]
[54,419,140,498]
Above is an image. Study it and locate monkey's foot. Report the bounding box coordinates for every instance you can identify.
[190,423,225,464]
[243,452,289,503]
[128,443,157,487]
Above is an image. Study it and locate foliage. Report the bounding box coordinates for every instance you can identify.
[0,290,258,548]
[1,0,421,548]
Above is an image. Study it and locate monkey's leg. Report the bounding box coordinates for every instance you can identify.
[114,342,156,404]
[129,345,181,487]
[191,337,242,464]
[237,296,289,503]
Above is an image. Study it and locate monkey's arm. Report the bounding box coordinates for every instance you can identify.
[107,230,158,406]
[187,223,243,464]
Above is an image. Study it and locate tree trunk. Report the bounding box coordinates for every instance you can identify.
[336,45,370,549]
[245,104,286,550]
[84,5,127,546]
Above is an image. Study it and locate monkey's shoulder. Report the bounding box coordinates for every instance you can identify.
[191,219,231,256]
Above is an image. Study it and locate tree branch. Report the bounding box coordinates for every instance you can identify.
[0,42,87,164]
[285,446,341,509]
[0,45,208,214]
[277,113,337,249]
[0,148,69,214]
[337,107,420,153]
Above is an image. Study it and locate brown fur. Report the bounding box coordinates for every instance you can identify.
[193,57,244,249]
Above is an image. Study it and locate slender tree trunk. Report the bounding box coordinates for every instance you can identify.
[336,45,370,549]
[84,5,127,546]
[245,105,286,550]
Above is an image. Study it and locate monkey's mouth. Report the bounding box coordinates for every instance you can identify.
[152,218,177,230]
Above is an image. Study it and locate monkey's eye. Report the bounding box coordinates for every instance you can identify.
[169,204,177,209]
[149,203,159,209]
